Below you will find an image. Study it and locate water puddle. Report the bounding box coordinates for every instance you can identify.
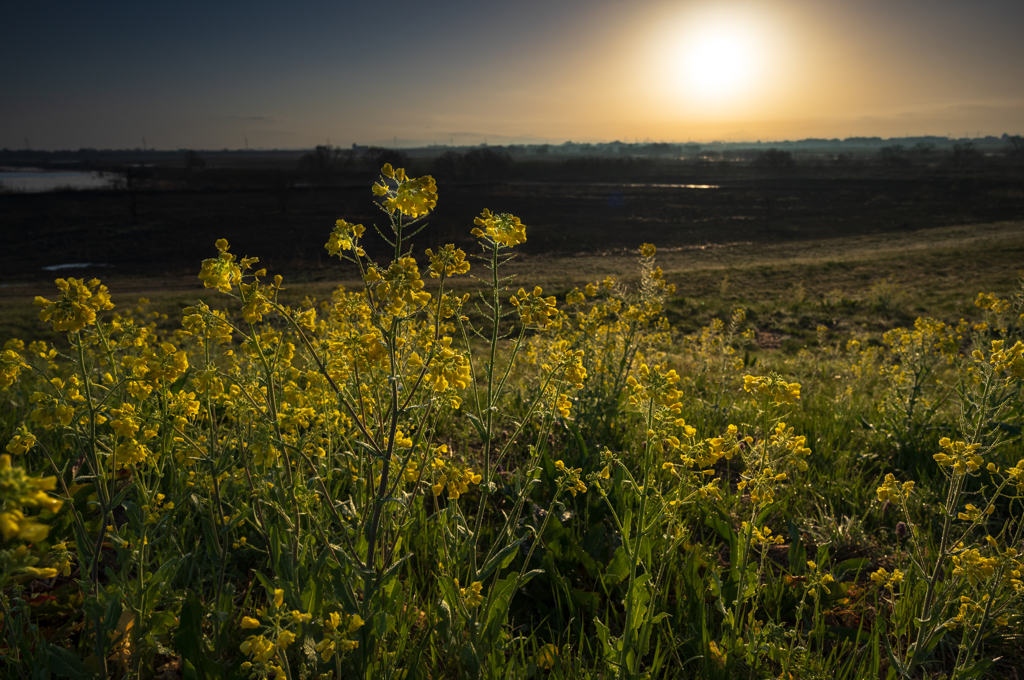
[41,263,111,272]
[0,168,108,192]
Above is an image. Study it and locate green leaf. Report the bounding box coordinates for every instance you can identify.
[835,558,870,581]
[144,555,185,600]
[604,546,631,585]
[480,573,522,651]
[102,596,123,635]
[253,570,277,597]
[301,576,319,615]
[176,590,225,680]
[955,658,995,679]
[46,644,89,680]
[374,551,414,593]
[882,627,908,679]
[436,599,452,641]
[460,641,481,678]
[466,411,489,441]
[479,540,523,581]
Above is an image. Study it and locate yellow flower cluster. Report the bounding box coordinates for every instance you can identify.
[876,473,916,503]
[459,579,484,607]
[1,343,28,389]
[738,466,789,506]
[881,317,961,365]
[366,257,432,317]
[372,163,438,217]
[471,209,527,248]
[1007,459,1024,494]
[431,457,482,500]
[933,437,984,475]
[198,239,243,293]
[554,460,587,497]
[239,588,313,675]
[675,425,746,470]
[951,545,998,587]
[5,424,36,456]
[34,277,114,332]
[743,373,801,405]
[316,611,364,662]
[422,337,471,397]
[870,567,905,591]
[0,454,63,545]
[326,218,366,257]
[742,522,784,547]
[957,503,994,522]
[985,339,1024,381]
[805,560,836,598]
[425,244,470,278]
[975,292,1010,314]
[511,287,559,328]
[769,421,812,472]
[627,364,682,409]
[542,342,586,388]
[554,392,572,418]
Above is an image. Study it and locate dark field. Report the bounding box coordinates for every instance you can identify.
[2,161,1023,284]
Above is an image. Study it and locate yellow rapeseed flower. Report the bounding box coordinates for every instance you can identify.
[471,209,527,248]
[34,278,113,332]
[373,164,437,217]
[933,437,984,475]
[743,373,801,405]
[326,219,366,257]
[198,239,242,293]
[425,244,470,278]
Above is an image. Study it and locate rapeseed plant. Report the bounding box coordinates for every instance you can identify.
[0,168,1021,680]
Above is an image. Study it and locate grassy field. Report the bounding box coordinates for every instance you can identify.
[1,168,1023,679]
[3,218,1021,345]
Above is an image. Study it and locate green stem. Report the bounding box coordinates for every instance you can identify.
[617,398,655,680]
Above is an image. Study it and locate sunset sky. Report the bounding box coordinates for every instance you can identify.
[4,0,1023,150]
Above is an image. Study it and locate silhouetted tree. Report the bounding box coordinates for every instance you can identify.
[879,145,910,166]
[105,165,149,223]
[362,147,409,172]
[298,145,353,186]
[266,169,296,213]
[1003,135,1023,157]
[183,150,206,171]
[753,149,795,170]
[461,148,511,181]
[951,143,981,171]
[431,151,462,180]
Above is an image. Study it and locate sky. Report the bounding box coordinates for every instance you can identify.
[3,0,1023,150]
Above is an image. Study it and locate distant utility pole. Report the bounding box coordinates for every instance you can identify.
[245,138,249,150]
[142,137,147,150]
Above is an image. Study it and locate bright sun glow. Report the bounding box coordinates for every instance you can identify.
[645,6,788,117]
[684,32,755,99]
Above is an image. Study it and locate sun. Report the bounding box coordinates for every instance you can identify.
[683,30,756,101]
[643,6,783,114]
